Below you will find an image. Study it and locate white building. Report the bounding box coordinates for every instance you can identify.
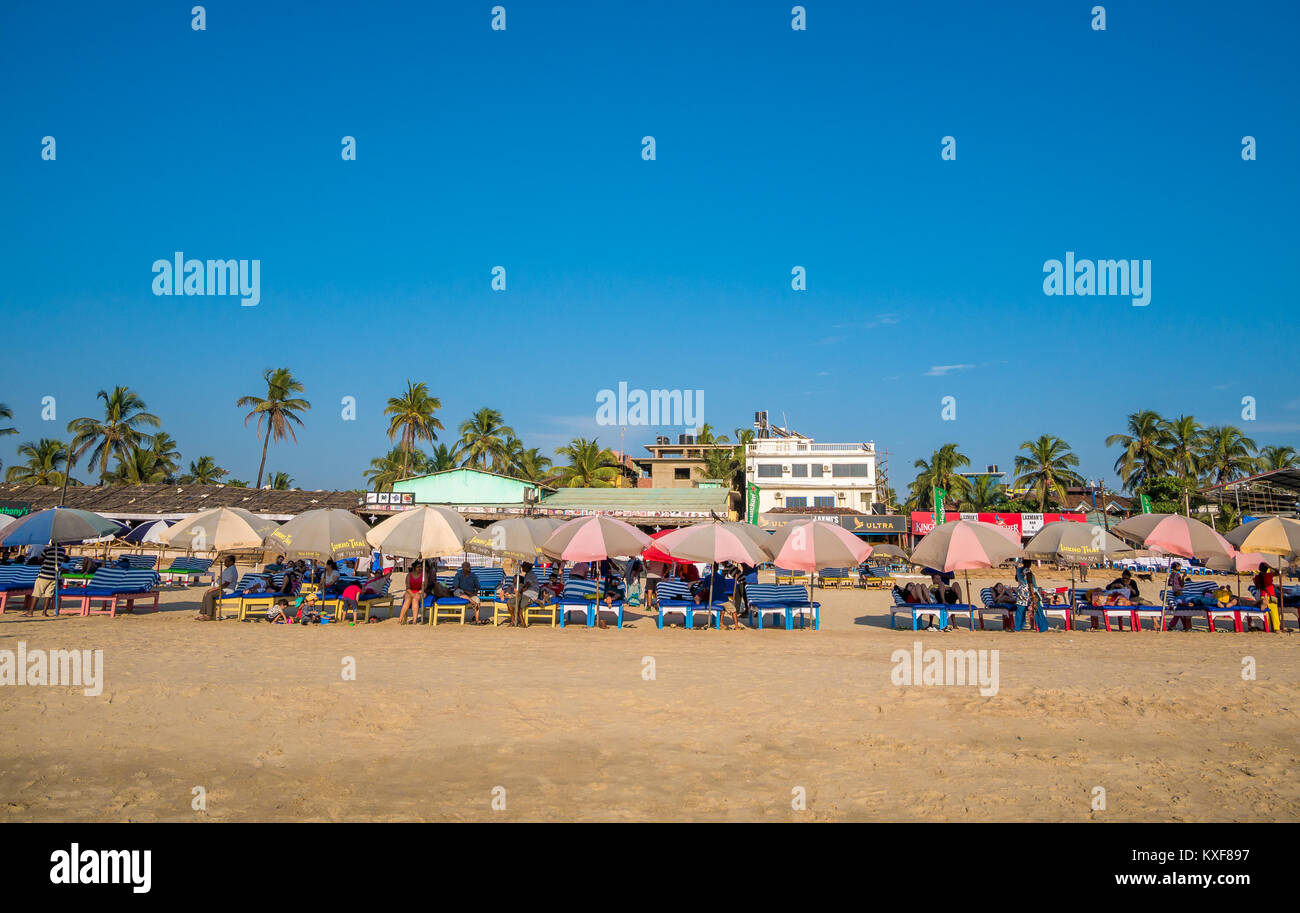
[745,434,878,514]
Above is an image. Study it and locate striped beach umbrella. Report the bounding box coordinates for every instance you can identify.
[0,507,120,546]
[121,518,175,545]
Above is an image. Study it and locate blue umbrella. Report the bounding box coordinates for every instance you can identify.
[1,508,122,611]
[121,519,174,544]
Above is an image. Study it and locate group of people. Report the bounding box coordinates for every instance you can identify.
[195,554,392,623]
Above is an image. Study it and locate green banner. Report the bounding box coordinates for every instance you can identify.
[933,487,947,523]
[1139,494,1152,514]
[746,483,760,524]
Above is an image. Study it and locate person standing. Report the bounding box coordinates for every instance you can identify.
[22,542,68,617]
[199,556,238,621]
[1015,568,1049,632]
[1167,562,1192,631]
[1255,563,1279,632]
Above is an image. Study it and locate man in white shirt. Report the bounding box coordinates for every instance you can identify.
[198,556,239,621]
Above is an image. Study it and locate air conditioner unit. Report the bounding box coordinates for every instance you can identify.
[836,492,846,500]
[781,464,791,472]
[822,464,831,473]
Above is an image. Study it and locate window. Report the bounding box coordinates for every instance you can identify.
[810,464,825,477]
[813,496,835,508]
[831,464,870,477]
[790,464,809,478]
[785,497,807,508]
[756,464,783,478]
[673,467,691,480]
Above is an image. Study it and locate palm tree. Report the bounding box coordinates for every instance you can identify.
[1255,445,1299,473]
[513,447,553,484]
[1013,435,1084,511]
[961,474,1008,512]
[1162,414,1205,516]
[236,368,310,489]
[703,445,745,494]
[1105,410,1170,492]
[0,403,15,438]
[730,428,755,447]
[429,443,457,472]
[553,438,620,487]
[693,424,729,445]
[384,381,442,480]
[457,408,515,470]
[905,443,970,510]
[225,478,250,488]
[266,471,294,490]
[66,386,162,481]
[364,447,433,492]
[181,456,228,484]
[1200,425,1257,486]
[106,446,168,484]
[4,438,72,485]
[148,432,182,481]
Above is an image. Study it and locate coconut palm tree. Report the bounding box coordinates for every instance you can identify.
[513,447,553,484]
[961,474,1009,512]
[4,438,72,486]
[364,446,436,492]
[1105,410,1171,492]
[1200,425,1257,486]
[693,424,729,445]
[553,438,619,488]
[905,443,970,510]
[66,386,162,481]
[384,380,443,480]
[106,446,168,484]
[429,443,457,472]
[0,403,15,438]
[236,368,310,489]
[226,479,250,488]
[148,431,182,481]
[1013,435,1084,511]
[266,471,294,490]
[1162,414,1205,516]
[457,408,515,470]
[1255,445,1299,473]
[181,456,228,484]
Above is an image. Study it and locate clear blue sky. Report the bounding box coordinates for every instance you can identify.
[1,0,1296,492]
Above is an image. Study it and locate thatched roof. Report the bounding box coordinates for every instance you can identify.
[0,482,363,521]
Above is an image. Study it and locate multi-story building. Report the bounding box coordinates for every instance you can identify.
[633,433,734,489]
[744,421,878,514]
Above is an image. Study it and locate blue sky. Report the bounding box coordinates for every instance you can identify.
[1,0,1297,492]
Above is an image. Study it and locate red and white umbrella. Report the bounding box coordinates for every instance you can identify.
[542,515,651,563]
[765,519,872,572]
[909,519,1021,573]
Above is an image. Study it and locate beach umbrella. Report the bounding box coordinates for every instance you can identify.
[1112,513,1234,561]
[543,516,651,612]
[766,520,873,618]
[162,507,277,553]
[868,543,909,560]
[1225,516,1300,559]
[910,519,1023,622]
[264,508,370,561]
[461,516,563,617]
[653,521,770,625]
[642,529,699,567]
[368,505,475,560]
[720,521,776,560]
[121,518,175,546]
[1,507,122,610]
[1024,520,1133,603]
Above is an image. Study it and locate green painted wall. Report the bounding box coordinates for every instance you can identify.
[392,469,542,504]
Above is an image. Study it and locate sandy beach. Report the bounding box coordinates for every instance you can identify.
[1,569,1296,823]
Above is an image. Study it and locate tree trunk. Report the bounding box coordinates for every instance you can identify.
[255,431,270,489]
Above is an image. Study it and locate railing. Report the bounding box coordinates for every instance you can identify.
[749,442,874,455]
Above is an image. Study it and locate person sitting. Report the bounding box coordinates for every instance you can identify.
[990,582,1018,606]
[267,598,293,624]
[114,555,131,570]
[451,562,482,616]
[543,570,565,599]
[321,560,342,595]
[1167,562,1193,630]
[508,562,541,626]
[1105,569,1140,602]
[681,563,701,584]
[397,561,424,625]
[693,564,728,605]
[265,554,287,573]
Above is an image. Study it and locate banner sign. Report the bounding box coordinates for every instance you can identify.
[1140,494,1153,514]
[839,515,908,534]
[910,512,1086,537]
[0,500,32,517]
[933,488,947,523]
[759,512,843,529]
[746,483,760,525]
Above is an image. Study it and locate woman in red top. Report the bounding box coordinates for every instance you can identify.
[1254,563,1278,632]
[398,561,424,625]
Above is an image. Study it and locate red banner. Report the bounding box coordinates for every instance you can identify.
[910,511,1085,537]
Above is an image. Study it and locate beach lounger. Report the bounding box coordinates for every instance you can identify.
[119,555,158,570]
[0,566,39,614]
[747,583,821,630]
[861,565,895,589]
[773,566,810,586]
[978,588,1015,630]
[654,580,724,629]
[819,567,851,589]
[1072,588,1152,631]
[554,579,623,628]
[889,590,974,631]
[58,568,161,618]
[159,556,214,585]
[318,575,395,623]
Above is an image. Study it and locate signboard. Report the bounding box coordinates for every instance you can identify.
[933,487,947,523]
[0,500,31,517]
[838,515,907,534]
[910,512,1085,538]
[746,483,760,525]
[759,512,842,529]
[1140,494,1153,514]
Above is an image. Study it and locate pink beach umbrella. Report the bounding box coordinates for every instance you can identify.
[766,520,873,614]
[542,516,652,615]
[909,519,1024,617]
[652,521,771,626]
[1111,513,1234,561]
